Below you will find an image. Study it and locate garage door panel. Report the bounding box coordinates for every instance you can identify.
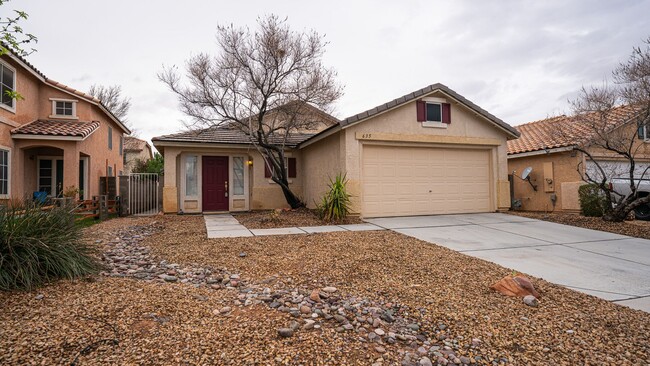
[362,145,491,217]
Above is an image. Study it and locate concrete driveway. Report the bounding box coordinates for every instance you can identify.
[365,213,650,312]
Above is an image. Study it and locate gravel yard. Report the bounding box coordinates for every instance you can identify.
[233,208,362,229]
[2,214,650,365]
[507,211,650,240]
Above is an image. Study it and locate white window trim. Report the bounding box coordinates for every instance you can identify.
[183,154,200,199]
[49,98,79,120]
[232,156,246,197]
[643,125,649,143]
[0,145,11,198]
[0,60,17,113]
[422,121,448,129]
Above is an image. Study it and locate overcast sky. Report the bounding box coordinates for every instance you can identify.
[12,0,650,143]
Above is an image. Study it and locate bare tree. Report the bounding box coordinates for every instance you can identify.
[559,37,650,222]
[159,15,342,208]
[88,84,132,126]
[0,0,37,57]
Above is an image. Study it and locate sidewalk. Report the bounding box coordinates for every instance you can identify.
[204,214,383,238]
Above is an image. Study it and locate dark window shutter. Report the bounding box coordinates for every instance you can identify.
[288,158,297,178]
[442,103,451,124]
[416,100,426,122]
[264,161,272,178]
[639,125,646,140]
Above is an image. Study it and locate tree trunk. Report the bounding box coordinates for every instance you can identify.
[275,177,305,209]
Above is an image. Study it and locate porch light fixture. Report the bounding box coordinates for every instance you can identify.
[247,159,253,166]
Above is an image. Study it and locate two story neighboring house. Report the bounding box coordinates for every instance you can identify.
[123,136,153,173]
[0,48,130,202]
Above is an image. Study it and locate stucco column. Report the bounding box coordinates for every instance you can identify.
[162,148,180,213]
[63,144,80,199]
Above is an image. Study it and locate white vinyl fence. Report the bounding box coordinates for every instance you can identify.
[128,173,160,216]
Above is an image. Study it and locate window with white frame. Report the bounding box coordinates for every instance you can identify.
[0,149,9,196]
[0,61,16,111]
[426,103,442,122]
[185,155,198,196]
[233,157,244,195]
[50,99,77,118]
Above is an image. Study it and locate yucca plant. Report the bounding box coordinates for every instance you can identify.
[318,173,351,222]
[0,201,99,291]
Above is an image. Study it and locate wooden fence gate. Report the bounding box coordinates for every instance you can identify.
[127,173,160,216]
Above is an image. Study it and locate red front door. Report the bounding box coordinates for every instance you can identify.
[202,156,229,211]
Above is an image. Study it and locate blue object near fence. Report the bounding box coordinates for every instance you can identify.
[33,191,47,204]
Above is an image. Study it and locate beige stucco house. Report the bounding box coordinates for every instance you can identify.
[507,106,650,212]
[123,136,154,173]
[153,83,519,217]
[0,48,130,203]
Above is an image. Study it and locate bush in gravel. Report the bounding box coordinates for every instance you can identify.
[318,173,351,222]
[0,201,99,291]
[579,184,607,217]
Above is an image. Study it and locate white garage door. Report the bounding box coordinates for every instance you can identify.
[362,145,492,217]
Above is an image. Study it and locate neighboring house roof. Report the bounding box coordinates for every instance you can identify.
[124,136,151,151]
[152,125,316,148]
[507,105,639,155]
[339,83,520,139]
[11,119,100,140]
[0,43,130,135]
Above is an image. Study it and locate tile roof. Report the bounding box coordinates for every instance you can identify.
[124,136,149,151]
[152,126,315,148]
[339,83,520,139]
[507,105,640,155]
[11,119,100,139]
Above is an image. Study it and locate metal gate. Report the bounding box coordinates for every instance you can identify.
[128,173,160,216]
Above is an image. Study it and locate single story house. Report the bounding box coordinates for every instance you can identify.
[152,83,520,217]
[507,105,650,212]
[123,136,154,173]
[0,47,130,202]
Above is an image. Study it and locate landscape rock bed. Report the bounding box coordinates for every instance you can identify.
[100,223,494,365]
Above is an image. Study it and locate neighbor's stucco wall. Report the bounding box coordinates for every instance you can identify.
[301,132,343,208]
[507,150,584,212]
[0,54,125,201]
[341,91,512,215]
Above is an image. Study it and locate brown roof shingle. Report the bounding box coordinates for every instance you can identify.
[152,126,315,148]
[507,105,640,155]
[340,83,520,139]
[11,119,100,139]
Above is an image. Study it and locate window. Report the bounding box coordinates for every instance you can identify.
[416,100,451,124]
[426,103,442,122]
[639,125,648,141]
[107,166,113,177]
[37,158,63,196]
[233,157,244,195]
[185,155,198,196]
[108,127,113,150]
[264,157,297,179]
[119,135,124,156]
[50,99,77,118]
[0,61,16,111]
[0,149,9,196]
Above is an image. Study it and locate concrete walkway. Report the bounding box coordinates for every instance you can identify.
[365,213,650,312]
[204,214,383,239]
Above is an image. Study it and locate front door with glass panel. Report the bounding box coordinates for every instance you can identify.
[38,158,64,197]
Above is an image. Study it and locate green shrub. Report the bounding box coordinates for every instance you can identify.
[578,184,607,217]
[0,201,99,291]
[318,173,351,222]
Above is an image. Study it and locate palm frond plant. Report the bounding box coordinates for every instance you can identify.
[0,200,99,291]
[318,173,351,222]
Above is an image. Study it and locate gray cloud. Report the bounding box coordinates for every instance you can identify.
[15,0,650,145]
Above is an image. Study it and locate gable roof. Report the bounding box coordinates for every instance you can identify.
[339,83,520,139]
[152,125,315,148]
[0,44,130,135]
[507,105,639,155]
[124,136,149,151]
[11,119,100,140]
